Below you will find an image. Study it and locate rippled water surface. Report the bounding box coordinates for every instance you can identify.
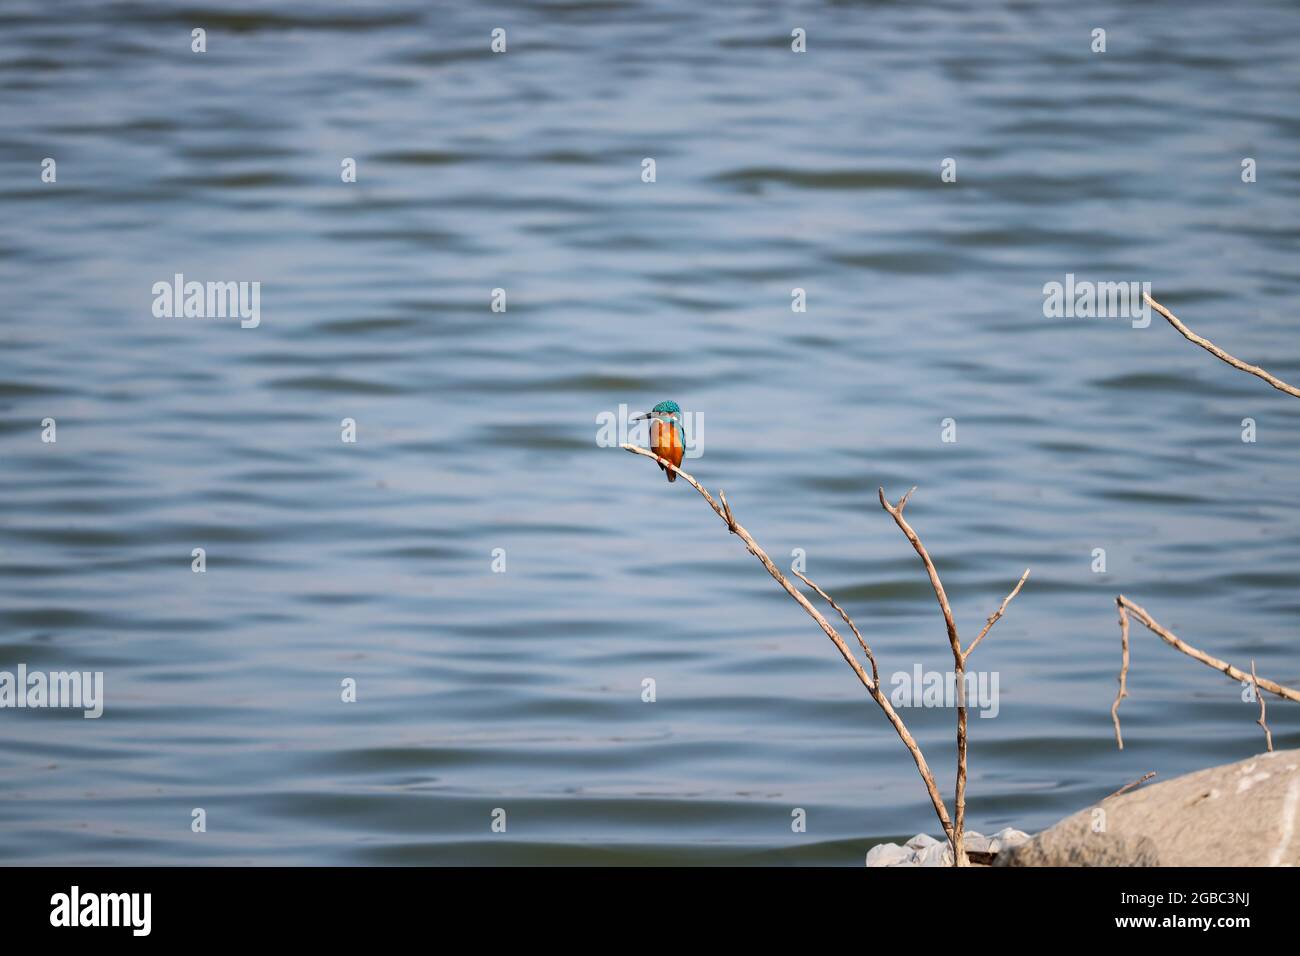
[2,0,1299,865]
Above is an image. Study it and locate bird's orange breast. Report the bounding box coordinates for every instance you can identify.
[651,419,684,468]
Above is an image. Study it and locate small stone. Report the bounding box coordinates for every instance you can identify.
[915,841,954,866]
[865,842,911,867]
[992,827,1030,848]
[904,832,938,850]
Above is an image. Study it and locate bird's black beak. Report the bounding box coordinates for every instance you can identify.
[630,412,652,422]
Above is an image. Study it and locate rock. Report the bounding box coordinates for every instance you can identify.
[998,749,1300,866]
[962,831,989,853]
[865,842,912,867]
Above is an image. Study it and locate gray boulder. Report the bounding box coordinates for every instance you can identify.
[999,748,1300,866]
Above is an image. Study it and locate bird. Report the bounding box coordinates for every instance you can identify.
[632,400,685,482]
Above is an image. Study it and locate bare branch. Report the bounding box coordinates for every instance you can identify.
[793,569,878,688]
[875,487,1033,867]
[625,453,1036,868]
[877,487,961,662]
[719,489,738,533]
[879,488,961,862]
[1116,595,1300,703]
[622,443,726,519]
[1253,660,1273,754]
[1145,293,1300,399]
[964,568,1031,661]
[622,444,956,844]
[1111,599,1131,750]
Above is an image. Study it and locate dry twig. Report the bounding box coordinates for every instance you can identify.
[1253,660,1273,753]
[1104,770,1156,801]
[792,568,879,688]
[1111,601,1130,750]
[967,569,1031,661]
[621,443,1034,867]
[1145,293,1300,399]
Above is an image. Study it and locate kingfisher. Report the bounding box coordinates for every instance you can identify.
[632,400,685,482]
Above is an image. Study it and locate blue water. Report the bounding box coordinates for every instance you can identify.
[1,0,1298,865]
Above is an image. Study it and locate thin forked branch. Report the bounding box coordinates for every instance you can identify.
[877,486,1029,868]
[966,569,1032,661]
[1145,293,1300,399]
[878,487,961,662]
[793,568,878,688]
[1111,595,1299,750]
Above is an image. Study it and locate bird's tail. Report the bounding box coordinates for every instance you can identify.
[666,467,677,483]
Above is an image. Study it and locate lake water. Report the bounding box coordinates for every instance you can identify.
[1,0,1298,865]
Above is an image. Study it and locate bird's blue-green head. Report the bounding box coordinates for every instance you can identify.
[633,400,684,440]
